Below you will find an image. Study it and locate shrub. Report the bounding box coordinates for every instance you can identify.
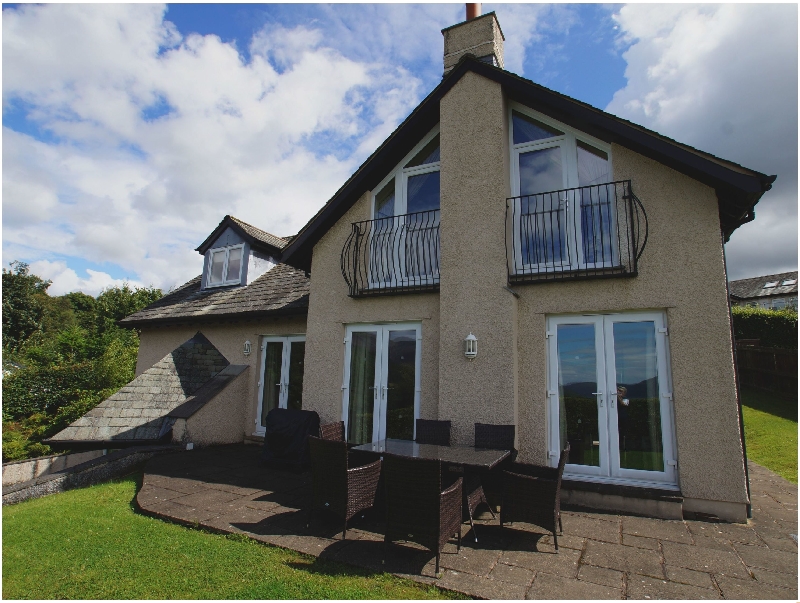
[732,306,798,349]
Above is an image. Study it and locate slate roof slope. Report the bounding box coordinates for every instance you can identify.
[729,271,798,300]
[119,263,309,328]
[46,333,247,446]
[196,215,288,255]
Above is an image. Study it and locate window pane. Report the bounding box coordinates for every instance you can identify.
[519,146,563,196]
[260,341,284,427]
[226,247,242,282]
[374,179,395,219]
[385,330,416,440]
[406,171,440,214]
[513,112,563,145]
[406,135,440,167]
[286,341,305,411]
[348,332,377,445]
[577,141,610,187]
[209,250,226,284]
[613,321,664,472]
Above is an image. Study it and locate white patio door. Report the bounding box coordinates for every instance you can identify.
[547,312,677,486]
[342,323,421,445]
[255,335,306,435]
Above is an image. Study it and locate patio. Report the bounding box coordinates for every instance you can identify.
[136,445,798,600]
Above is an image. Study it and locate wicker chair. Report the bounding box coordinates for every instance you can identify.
[319,421,345,441]
[307,436,382,539]
[383,455,462,574]
[415,419,451,446]
[500,444,570,551]
[463,423,516,541]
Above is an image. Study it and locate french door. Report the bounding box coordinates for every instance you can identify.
[255,335,305,435]
[546,312,677,486]
[342,323,421,445]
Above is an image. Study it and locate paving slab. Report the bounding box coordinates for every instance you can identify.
[488,561,536,587]
[500,547,581,579]
[664,565,716,588]
[562,513,621,544]
[687,520,763,546]
[749,567,800,590]
[576,564,624,589]
[626,575,722,599]
[661,541,750,579]
[622,533,660,550]
[715,574,798,600]
[525,572,623,599]
[439,570,528,600]
[732,543,799,575]
[439,546,502,576]
[582,540,665,578]
[170,488,242,511]
[623,516,692,543]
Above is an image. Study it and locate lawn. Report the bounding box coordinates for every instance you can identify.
[2,474,462,600]
[740,387,798,484]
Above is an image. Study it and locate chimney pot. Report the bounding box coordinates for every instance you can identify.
[466,3,481,20]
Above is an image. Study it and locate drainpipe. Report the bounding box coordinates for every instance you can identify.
[722,233,752,519]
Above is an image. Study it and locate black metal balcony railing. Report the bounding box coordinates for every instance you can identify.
[342,209,440,297]
[505,180,648,284]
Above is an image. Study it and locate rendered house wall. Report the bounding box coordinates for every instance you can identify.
[136,316,307,441]
[301,190,441,426]
[183,366,250,446]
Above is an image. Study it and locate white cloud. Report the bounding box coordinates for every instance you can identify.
[2,4,426,293]
[29,260,143,297]
[607,4,798,280]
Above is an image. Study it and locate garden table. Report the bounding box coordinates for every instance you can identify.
[350,438,510,470]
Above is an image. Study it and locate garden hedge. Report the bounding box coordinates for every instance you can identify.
[731,306,798,349]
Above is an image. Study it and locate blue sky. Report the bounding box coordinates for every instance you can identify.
[2,3,797,295]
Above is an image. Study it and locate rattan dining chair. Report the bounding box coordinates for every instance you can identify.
[415,419,451,446]
[463,423,516,541]
[307,436,382,539]
[500,443,570,551]
[382,454,462,575]
[319,421,345,441]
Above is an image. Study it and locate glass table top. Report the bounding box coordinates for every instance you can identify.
[350,438,511,469]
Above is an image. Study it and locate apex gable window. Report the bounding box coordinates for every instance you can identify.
[508,104,622,276]
[207,244,244,287]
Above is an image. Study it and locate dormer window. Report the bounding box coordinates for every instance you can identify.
[763,281,778,289]
[207,244,244,287]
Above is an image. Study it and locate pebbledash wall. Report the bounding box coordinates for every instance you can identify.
[300,69,747,521]
[136,316,307,443]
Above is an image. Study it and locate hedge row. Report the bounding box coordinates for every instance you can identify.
[731,306,798,349]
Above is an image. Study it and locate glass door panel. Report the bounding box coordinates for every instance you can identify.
[384,330,416,441]
[286,341,305,411]
[607,320,666,475]
[347,331,378,445]
[259,341,284,429]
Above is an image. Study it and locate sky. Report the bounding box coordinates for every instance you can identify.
[2,3,797,296]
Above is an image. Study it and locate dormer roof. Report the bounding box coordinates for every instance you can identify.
[196,214,287,256]
[279,55,776,273]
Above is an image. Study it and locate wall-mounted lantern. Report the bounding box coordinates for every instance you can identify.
[243,340,252,356]
[465,333,478,360]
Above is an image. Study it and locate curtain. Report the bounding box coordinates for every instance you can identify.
[261,342,283,427]
[347,332,377,444]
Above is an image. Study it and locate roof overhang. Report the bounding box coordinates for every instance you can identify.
[118,303,308,330]
[279,56,775,272]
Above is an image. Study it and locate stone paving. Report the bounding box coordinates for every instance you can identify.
[137,446,798,599]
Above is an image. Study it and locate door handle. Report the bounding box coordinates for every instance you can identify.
[592,392,603,407]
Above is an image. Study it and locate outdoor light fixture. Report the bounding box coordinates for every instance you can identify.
[243,340,252,356]
[465,333,478,360]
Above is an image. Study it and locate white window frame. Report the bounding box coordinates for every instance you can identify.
[545,311,679,490]
[254,334,306,436]
[367,128,441,290]
[509,102,615,274]
[341,322,422,443]
[206,243,245,288]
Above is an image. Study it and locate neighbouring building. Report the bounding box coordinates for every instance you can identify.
[729,271,798,310]
[49,10,777,523]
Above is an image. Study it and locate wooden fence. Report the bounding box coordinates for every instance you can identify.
[735,343,798,398]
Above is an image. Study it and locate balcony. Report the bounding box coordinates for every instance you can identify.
[342,209,440,297]
[506,180,648,285]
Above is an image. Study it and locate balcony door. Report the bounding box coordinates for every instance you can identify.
[342,323,421,445]
[255,336,305,435]
[546,312,677,486]
[510,106,617,274]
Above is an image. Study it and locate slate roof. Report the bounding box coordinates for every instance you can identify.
[46,333,248,446]
[196,215,288,255]
[280,55,776,272]
[119,263,309,328]
[729,271,798,300]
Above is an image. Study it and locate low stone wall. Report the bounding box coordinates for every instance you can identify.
[3,450,106,486]
[2,445,180,506]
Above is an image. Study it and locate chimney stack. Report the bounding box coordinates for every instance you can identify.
[442,8,504,75]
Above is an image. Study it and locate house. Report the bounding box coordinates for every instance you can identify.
[49,10,776,523]
[729,271,798,310]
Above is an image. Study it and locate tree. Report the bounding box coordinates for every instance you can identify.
[2,262,51,353]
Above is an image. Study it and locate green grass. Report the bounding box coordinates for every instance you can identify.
[741,387,798,483]
[2,474,462,600]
